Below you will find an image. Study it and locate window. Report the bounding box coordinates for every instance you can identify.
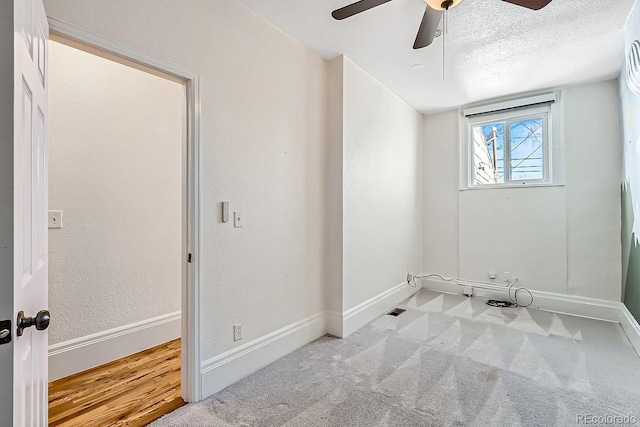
[462,93,560,189]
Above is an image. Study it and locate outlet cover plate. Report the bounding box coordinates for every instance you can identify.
[233,323,242,341]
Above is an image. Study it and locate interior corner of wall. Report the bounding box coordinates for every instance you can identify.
[328,54,344,66]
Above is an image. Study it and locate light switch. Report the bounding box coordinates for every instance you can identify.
[48,211,62,229]
[234,211,243,228]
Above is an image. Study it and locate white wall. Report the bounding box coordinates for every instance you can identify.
[324,55,424,337]
[48,41,183,345]
[459,187,568,294]
[423,110,459,279]
[423,80,622,301]
[325,56,344,329]
[342,58,423,311]
[44,0,330,364]
[564,81,622,299]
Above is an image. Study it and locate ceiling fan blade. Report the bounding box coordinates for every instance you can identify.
[332,0,393,20]
[501,0,552,10]
[413,6,442,50]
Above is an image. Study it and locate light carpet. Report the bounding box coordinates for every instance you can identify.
[150,290,640,426]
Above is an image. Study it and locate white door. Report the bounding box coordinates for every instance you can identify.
[0,0,49,426]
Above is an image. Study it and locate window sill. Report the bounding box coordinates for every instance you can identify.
[460,182,565,191]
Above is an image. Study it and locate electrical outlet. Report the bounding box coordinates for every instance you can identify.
[504,272,511,283]
[233,323,242,341]
[488,271,496,279]
[407,272,414,283]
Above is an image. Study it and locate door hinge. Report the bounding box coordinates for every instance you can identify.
[188,253,192,263]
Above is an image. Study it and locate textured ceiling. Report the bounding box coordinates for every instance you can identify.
[238,0,636,113]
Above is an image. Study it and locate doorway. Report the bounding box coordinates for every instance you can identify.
[44,21,201,424]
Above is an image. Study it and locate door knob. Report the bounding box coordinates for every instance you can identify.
[16,310,50,336]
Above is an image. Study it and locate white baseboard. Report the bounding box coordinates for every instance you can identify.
[48,311,181,381]
[325,310,343,338]
[200,312,326,397]
[342,282,420,337]
[421,279,465,296]
[421,278,640,354]
[529,290,623,322]
[422,278,622,321]
[619,305,640,355]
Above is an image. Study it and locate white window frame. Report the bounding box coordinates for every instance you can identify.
[460,92,564,190]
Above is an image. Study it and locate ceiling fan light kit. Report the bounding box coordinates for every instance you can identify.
[425,0,461,11]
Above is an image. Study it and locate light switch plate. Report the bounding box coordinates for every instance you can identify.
[48,211,62,229]
[234,211,243,228]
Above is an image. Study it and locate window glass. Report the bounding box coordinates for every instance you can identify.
[509,118,544,181]
[470,114,547,186]
[472,123,504,185]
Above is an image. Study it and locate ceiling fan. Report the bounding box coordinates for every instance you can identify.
[331,0,553,50]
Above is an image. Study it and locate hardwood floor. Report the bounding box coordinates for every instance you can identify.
[49,339,185,427]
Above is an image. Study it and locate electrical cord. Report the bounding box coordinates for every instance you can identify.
[409,273,534,308]
[411,273,510,290]
[507,277,534,308]
[414,273,515,289]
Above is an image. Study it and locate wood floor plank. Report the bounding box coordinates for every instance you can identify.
[49,342,180,403]
[49,339,185,427]
[50,340,181,396]
[49,357,181,424]
[50,355,181,423]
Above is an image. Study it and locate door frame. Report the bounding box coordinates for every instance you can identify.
[47,17,202,403]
